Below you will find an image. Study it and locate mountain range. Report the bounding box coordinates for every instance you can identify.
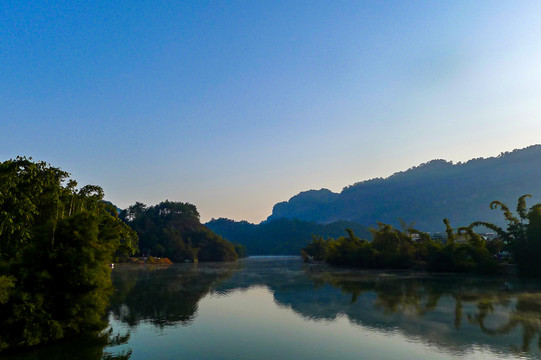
[207,145,541,254]
[267,145,541,232]
[206,218,370,255]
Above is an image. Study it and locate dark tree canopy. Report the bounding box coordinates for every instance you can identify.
[302,220,498,274]
[0,157,138,352]
[470,195,541,276]
[120,200,238,262]
[302,195,541,276]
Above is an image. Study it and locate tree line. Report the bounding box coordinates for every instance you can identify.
[0,157,241,353]
[302,195,541,276]
[0,157,138,351]
[206,217,371,255]
[119,201,242,263]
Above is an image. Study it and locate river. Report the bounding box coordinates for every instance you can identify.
[6,256,541,359]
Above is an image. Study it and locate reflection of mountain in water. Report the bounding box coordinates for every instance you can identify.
[214,257,541,357]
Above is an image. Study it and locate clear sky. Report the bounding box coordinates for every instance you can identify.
[2,1,541,223]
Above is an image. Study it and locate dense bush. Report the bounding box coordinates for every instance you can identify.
[302,220,498,274]
[302,195,541,275]
[470,195,541,276]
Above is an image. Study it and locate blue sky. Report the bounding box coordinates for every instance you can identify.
[2,1,541,222]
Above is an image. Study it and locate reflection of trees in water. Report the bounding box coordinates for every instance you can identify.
[99,329,132,360]
[371,280,442,316]
[8,263,239,360]
[188,259,541,356]
[466,293,541,353]
[2,327,131,360]
[305,271,447,317]
[63,258,541,359]
[305,269,541,355]
[109,263,239,328]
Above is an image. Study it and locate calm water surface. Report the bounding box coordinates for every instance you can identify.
[8,257,541,359]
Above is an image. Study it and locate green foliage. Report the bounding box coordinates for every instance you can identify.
[101,202,139,262]
[325,231,374,267]
[470,195,541,276]
[0,157,68,258]
[0,275,15,304]
[303,226,418,269]
[370,223,415,268]
[0,157,139,352]
[519,204,541,276]
[516,194,532,220]
[302,235,328,261]
[303,194,541,276]
[443,218,455,245]
[302,221,497,274]
[234,243,248,258]
[0,328,132,360]
[404,220,495,273]
[120,201,238,262]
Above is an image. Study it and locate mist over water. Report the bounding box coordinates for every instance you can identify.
[7,257,541,359]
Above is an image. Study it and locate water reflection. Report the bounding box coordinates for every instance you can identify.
[7,257,541,359]
[4,262,239,360]
[107,258,541,357]
[109,262,240,328]
[210,258,541,357]
[2,328,132,360]
[300,266,541,356]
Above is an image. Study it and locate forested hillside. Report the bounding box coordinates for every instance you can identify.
[121,201,239,262]
[206,218,370,255]
[268,145,541,231]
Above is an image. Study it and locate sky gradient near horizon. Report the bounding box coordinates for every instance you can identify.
[2,1,541,223]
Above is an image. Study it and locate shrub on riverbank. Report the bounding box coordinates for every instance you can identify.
[301,222,499,274]
[302,195,541,276]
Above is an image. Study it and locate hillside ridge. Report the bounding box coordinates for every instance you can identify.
[267,145,541,231]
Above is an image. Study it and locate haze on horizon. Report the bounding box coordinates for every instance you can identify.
[2,1,541,223]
